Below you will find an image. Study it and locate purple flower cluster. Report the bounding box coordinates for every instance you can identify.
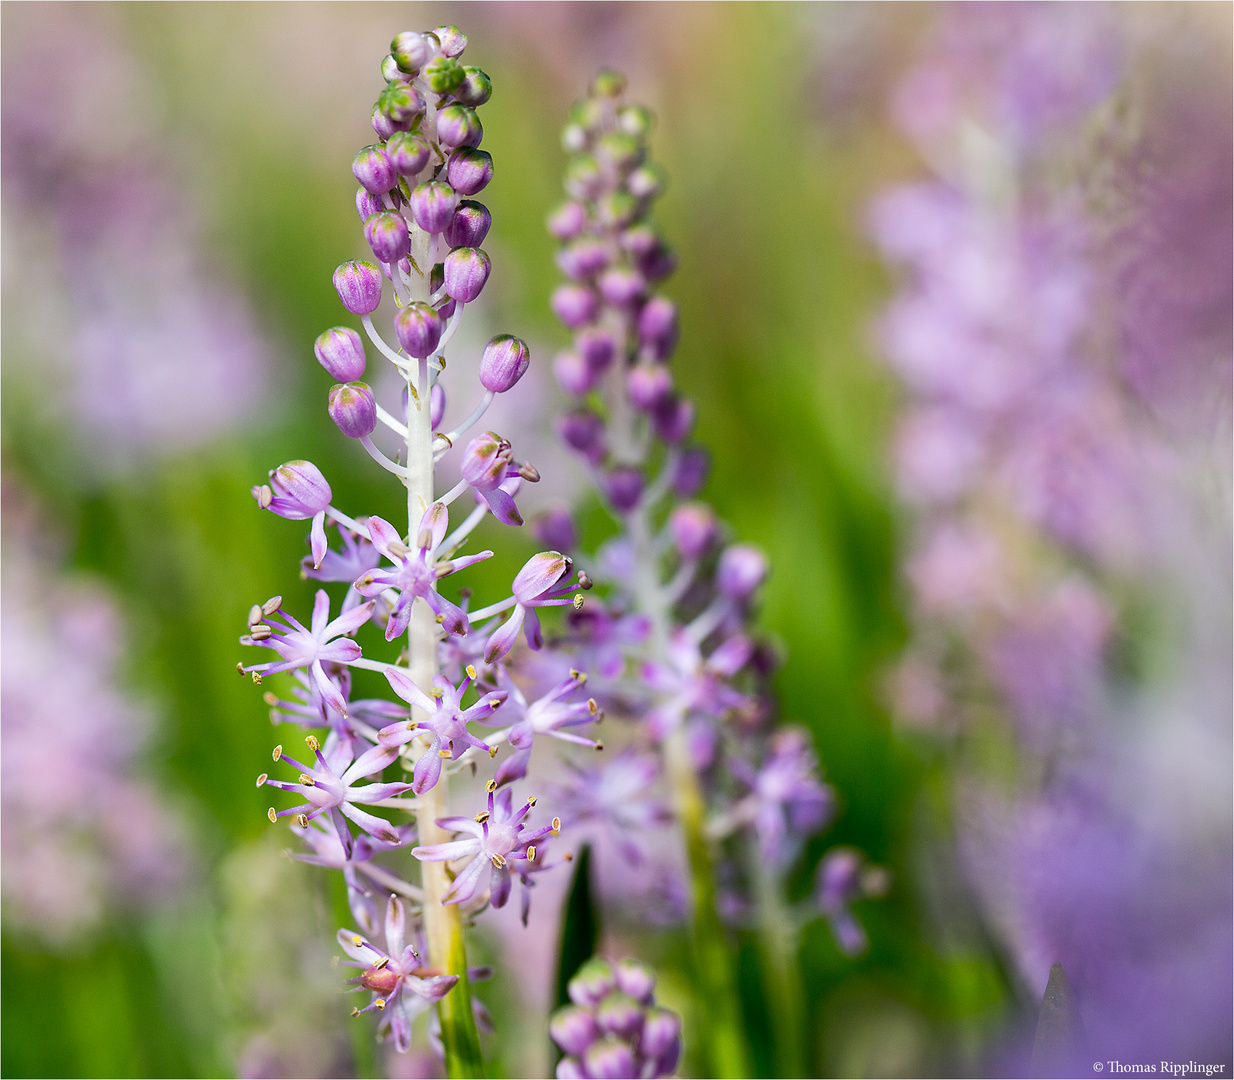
[529,72,876,955]
[239,27,596,1060]
[550,957,682,1080]
[876,5,1232,1063]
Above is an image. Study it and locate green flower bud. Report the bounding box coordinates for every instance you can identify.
[423,55,464,95]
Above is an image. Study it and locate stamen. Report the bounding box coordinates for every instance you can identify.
[526,845,537,861]
[298,774,314,785]
[351,1008,361,1018]
[305,734,320,752]
[375,998,386,1010]
[236,663,246,676]
[252,672,263,684]
[263,596,282,615]
[551,817,561,833]
[572,594,585,610]
[578,570,593,590]
[248,604,263,627]
[486,779,497,793]
[295,813,309,828]
[595,741,605,751]
[439,748,453,758]
[564,852,574,862]
[256,773,268,787]
[374,956,390,969]
[488,698,502,709]
[352,935,364,946]
[527,796,537,806]
[272,745,283,762]
[250,625,272,640]
[267,807,278,823]
[488,746,499,758]
[587,698,599,714]
[474,811,490,824]
[466,665,477,680]
[490,853,506,868]
[263,692,279,706]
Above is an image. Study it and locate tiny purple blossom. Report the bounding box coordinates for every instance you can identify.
[412,784,561,910]
[488,668,603,786]
[460,432,531,526]
[485,551,588,662]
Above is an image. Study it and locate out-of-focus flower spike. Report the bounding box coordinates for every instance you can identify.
[551,283,599,328]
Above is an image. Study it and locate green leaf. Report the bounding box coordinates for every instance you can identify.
[554,844,600,1011]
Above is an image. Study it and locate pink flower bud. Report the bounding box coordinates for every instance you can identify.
[443,247,491,302]
[717,544,768,599]
[432,25,467,57]
[652,396,694,444]
[430,383,446,429]
[456,67,492,108]
[557,409,605,456]
[391,31,429,73]
[436,104,483,149]
[445,200,491,248]
[314,326,366,381]
[553,351,597,396]
[394,302,444,358]
[669,502,718,559]
[333,261,382,315]
[606,466,644,512]
[637,296,679,359]
[598,266,646,306]
[409,181,457,233]
[328,382,377,438]
[627,363,673,410]
[557,237,610,280]
[386,131,431,176]
[577,326,619,373]
[363,211,410,264]
[548,200,587,240]
[551,284,598,329]
[446,148,493,196]
[479,335,530,393]
[673,447,710,497]
[351,144,397,194]
[355,186,384,222]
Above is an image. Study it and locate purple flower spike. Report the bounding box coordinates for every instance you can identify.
[352,144,398,194]
[553,351,598,396]
[385,131,431,177]
[328,382,377,439]
[584,1037,636,1079]
[394,302,445,359]
[557,237,610,280]
[669,501,718,559]
[717,544,768,600]
[356,186,384,222]
[551,283,599,329]
[548,201,587,241]
[409,181,458,234]
[443,247,491,303]
[577,326,619,373]
[314,327,366,382]
[627,362,673,410]
[446,148,494,196]
[445,200,491,248]
[437,104,483,149]
[479,335,530,393]
[557,408,606,458]
[411,784,561,909]
[333,260,383,315]
[240,590,374,716]
[652,395,694,443]
[606,466,643,512]
[613,958,655,1004]
[391,31,429,73]
[364,211,411,265]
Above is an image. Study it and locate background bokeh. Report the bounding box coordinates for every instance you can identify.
[2,3,1229,1078]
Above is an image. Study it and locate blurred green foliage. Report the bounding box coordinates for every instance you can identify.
[2,4,1019,1076]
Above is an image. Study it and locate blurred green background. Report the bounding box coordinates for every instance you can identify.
[1,4,1017,1076]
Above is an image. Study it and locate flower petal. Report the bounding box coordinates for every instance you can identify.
[418,501,450,553]
[366,515,404,562]
[484,606,525,663]
[412,838,482,863]
[311,511,329,570]
[385,668,436,712]
[482,486,524,527]
[310,589,332,636]
[512,551,571,604]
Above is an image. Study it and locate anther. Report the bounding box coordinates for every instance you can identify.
[298,774,313,785]
[252,672,263,684]
[518,462,540,483]
[236,663,246,676]
[488,698,502,709]
[351,1007,361,1018]
[526,845,537,862]
[374,956,390,969]
[375,998,386,1010]
[569,668,583,681]
[353,935,364,946]
[466,665,477,680]
[267,807,278,823]
[435,614,446,624]
[295,813,309,828]
[485,779,497,793]
[248,604,263,627]
[490,853,506,868]
[551,817,561,833]
[595,741,604,751]
[331,955,340,968]
[305,734,320,752]
[572,594,585,610]
[488,746,498,758]
[527,796,537,806]
[272,745,283,761]
[439,748,453,758]
[587,698,599,714]
[431,687,444,698]
[434,433,453,448]
[250,625,272,641]
[263,595,282,615]
[474,811,490,824]
[256,773,268,787]
[564,852,574,862]
[263,692,279,706]
[578,570,593,590]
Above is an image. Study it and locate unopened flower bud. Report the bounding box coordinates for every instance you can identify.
[583,1038,635,1080]
[548,201,587,240]
[352,144,397,194]
[314,326,367,381]
[551,284,598,329]
[437,104,483,149]
[386,131,431,176]
[328,382,377,438]
[669,502,718,559]
[371,105,405,141]
[717,544,768,599]
[557,408,605,455]
[637,297,679,359]
[533,507,577,553]
[456,66,492,107]
[549,1005,598,1057]
[640,1007,682,1065]
[596,191,639,229]
[620,223,659,258]
[430,383,447,429]
[409,181,458,233]
[568,957,616,1007]
[598,267,645,306]
[445,200,491,248]
[561,123,588,154]
[378,80,424,125]
[479,334,530,393]
[596,990,643,1040]
[652,396,694,443]
[626,363,672,409]
[564,153,604,200]
[333,260,383,314]
[394,302,444,358]
[639,242,678,283]
[592,70,627,97]
[356,186,384,222]
[258,460,332,517]
[380,54,404,82]
[627,164,665,200]
[364,211,411,264]
[595,131,643,174]
[553,351,597,396]
[391,31,429,73]
[613,958,656,1004]
[433,25,467,57]
[423,54,464,94]
[673,447,710,497]
[446,148,493,196]
[461,432,512,490]
[617,103,655,139]
[576,326,619,373]
[557,1058,585,1080]
[443,247,491,302]
[560,237,610,281]
[606,466,643,512]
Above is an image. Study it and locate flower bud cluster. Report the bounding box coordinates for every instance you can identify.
[239,28,593,1060]
[550,957,682,1079]
[532,75,880,953]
